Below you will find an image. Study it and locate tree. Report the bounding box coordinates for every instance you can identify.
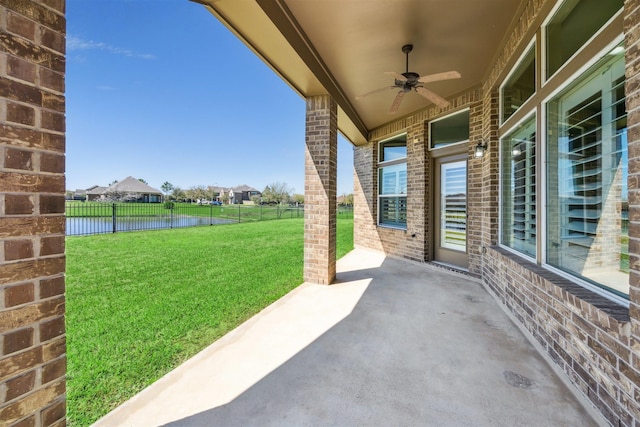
[292,193,305,205]
[108,180,118,186]
[186,185,207,203]
[262,182,293,204]
[206,186,219,201]
[138,178,148,185]
[261,185,273,203]
[103,191,138,202]
[339,193,354,206]
[161,181,174,196]
[171,187,185,201]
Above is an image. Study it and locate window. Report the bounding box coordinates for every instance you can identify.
[441,160,467,251]
[546,50,627,297]
[378,135,407,228]
[498,0,627,301]
[501,116,536,258]
[545,0,623,78]
[430,110,469,149]
[501,44,535,123]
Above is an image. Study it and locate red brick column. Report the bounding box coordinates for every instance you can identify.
[625,0,640,358]
[304,95,337,285]
[0,1,67,425]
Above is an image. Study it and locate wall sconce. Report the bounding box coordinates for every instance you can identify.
[474,139,488,158]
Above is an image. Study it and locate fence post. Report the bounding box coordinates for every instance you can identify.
[112,203,117,233]
[170,205,173,229]
[210,203,213,226]
[238,205,241,223]
[277,204,280,219]
[260,204,263,221]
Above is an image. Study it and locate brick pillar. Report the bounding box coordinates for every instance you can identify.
[304,95,337,285]
[625,0,640,352]
[0,1,67,426]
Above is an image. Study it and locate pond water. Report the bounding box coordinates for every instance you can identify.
[66,216,236,236]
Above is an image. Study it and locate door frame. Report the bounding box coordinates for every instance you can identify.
[430,150,469,269]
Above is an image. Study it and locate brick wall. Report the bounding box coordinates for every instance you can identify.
[478,0,640,425]
[0,1,67,426]
[626,0,640,335]
[625,0,640,421]
[354,90,482,264]
[304,95,337,285]
[464,100,485,274]
[352,1,640,424]
[484,247,638,425]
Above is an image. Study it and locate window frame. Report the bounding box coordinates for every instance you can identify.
[498,111,538,262]
[541,0,624,83]
[378,133,408,229]
[540,41,628,306]
[428,108,470,151]
[497,0,627,305]
[499,38,536,126]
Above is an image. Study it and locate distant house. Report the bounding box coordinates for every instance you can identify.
[85,185,108,201]
[87,177,163,203]
[213,185,261,204]
[69,188,88,201]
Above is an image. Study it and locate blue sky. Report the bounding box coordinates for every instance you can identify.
[66,0,354,195]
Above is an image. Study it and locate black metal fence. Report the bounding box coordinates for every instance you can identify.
[66,202,353,236]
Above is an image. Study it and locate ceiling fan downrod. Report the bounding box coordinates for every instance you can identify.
[402,44,413,73]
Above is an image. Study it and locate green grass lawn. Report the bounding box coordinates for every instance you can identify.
[65,218,353,426]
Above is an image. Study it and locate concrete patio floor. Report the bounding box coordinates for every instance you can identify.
[94,248,604,427]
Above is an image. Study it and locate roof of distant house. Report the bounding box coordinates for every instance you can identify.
[232,184,260,192]
[212,185,260,193]
[86,186,107,195]
[104,176,162,194]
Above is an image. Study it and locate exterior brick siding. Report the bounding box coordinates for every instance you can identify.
[0,0,638,426]
[304,95,337,285]
[353,0,640,424]
[355,90,483,268]
[0,0,67,426]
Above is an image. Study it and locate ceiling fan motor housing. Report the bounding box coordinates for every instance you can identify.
[397,72,420,91]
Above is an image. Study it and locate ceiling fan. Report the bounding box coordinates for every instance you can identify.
[356,44,461,114]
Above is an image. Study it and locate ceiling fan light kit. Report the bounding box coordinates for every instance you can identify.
[357,44,461,114]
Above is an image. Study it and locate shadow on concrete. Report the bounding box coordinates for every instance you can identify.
[160,254,599,427]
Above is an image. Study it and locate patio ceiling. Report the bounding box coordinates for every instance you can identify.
[195,0,528,145]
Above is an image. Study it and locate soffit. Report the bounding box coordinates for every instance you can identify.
[198,0,526,145]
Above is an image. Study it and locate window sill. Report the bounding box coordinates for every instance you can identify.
[377,224,407,231]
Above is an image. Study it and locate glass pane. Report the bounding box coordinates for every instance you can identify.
[502,46,535,123]
[546,52,627,297]
[380,137,407,162]
[431,110,470,149]
[379,163,407,195]
[379,197,407,227]
[546,0,622,77]
[501,116,536,257]
[441,160,467,251]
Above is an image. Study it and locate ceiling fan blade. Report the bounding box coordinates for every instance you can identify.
[389,90,405,114]
[418,71,461,84]
[416,86,449,108]
[384,71,407,82]
[355,86,395,100]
